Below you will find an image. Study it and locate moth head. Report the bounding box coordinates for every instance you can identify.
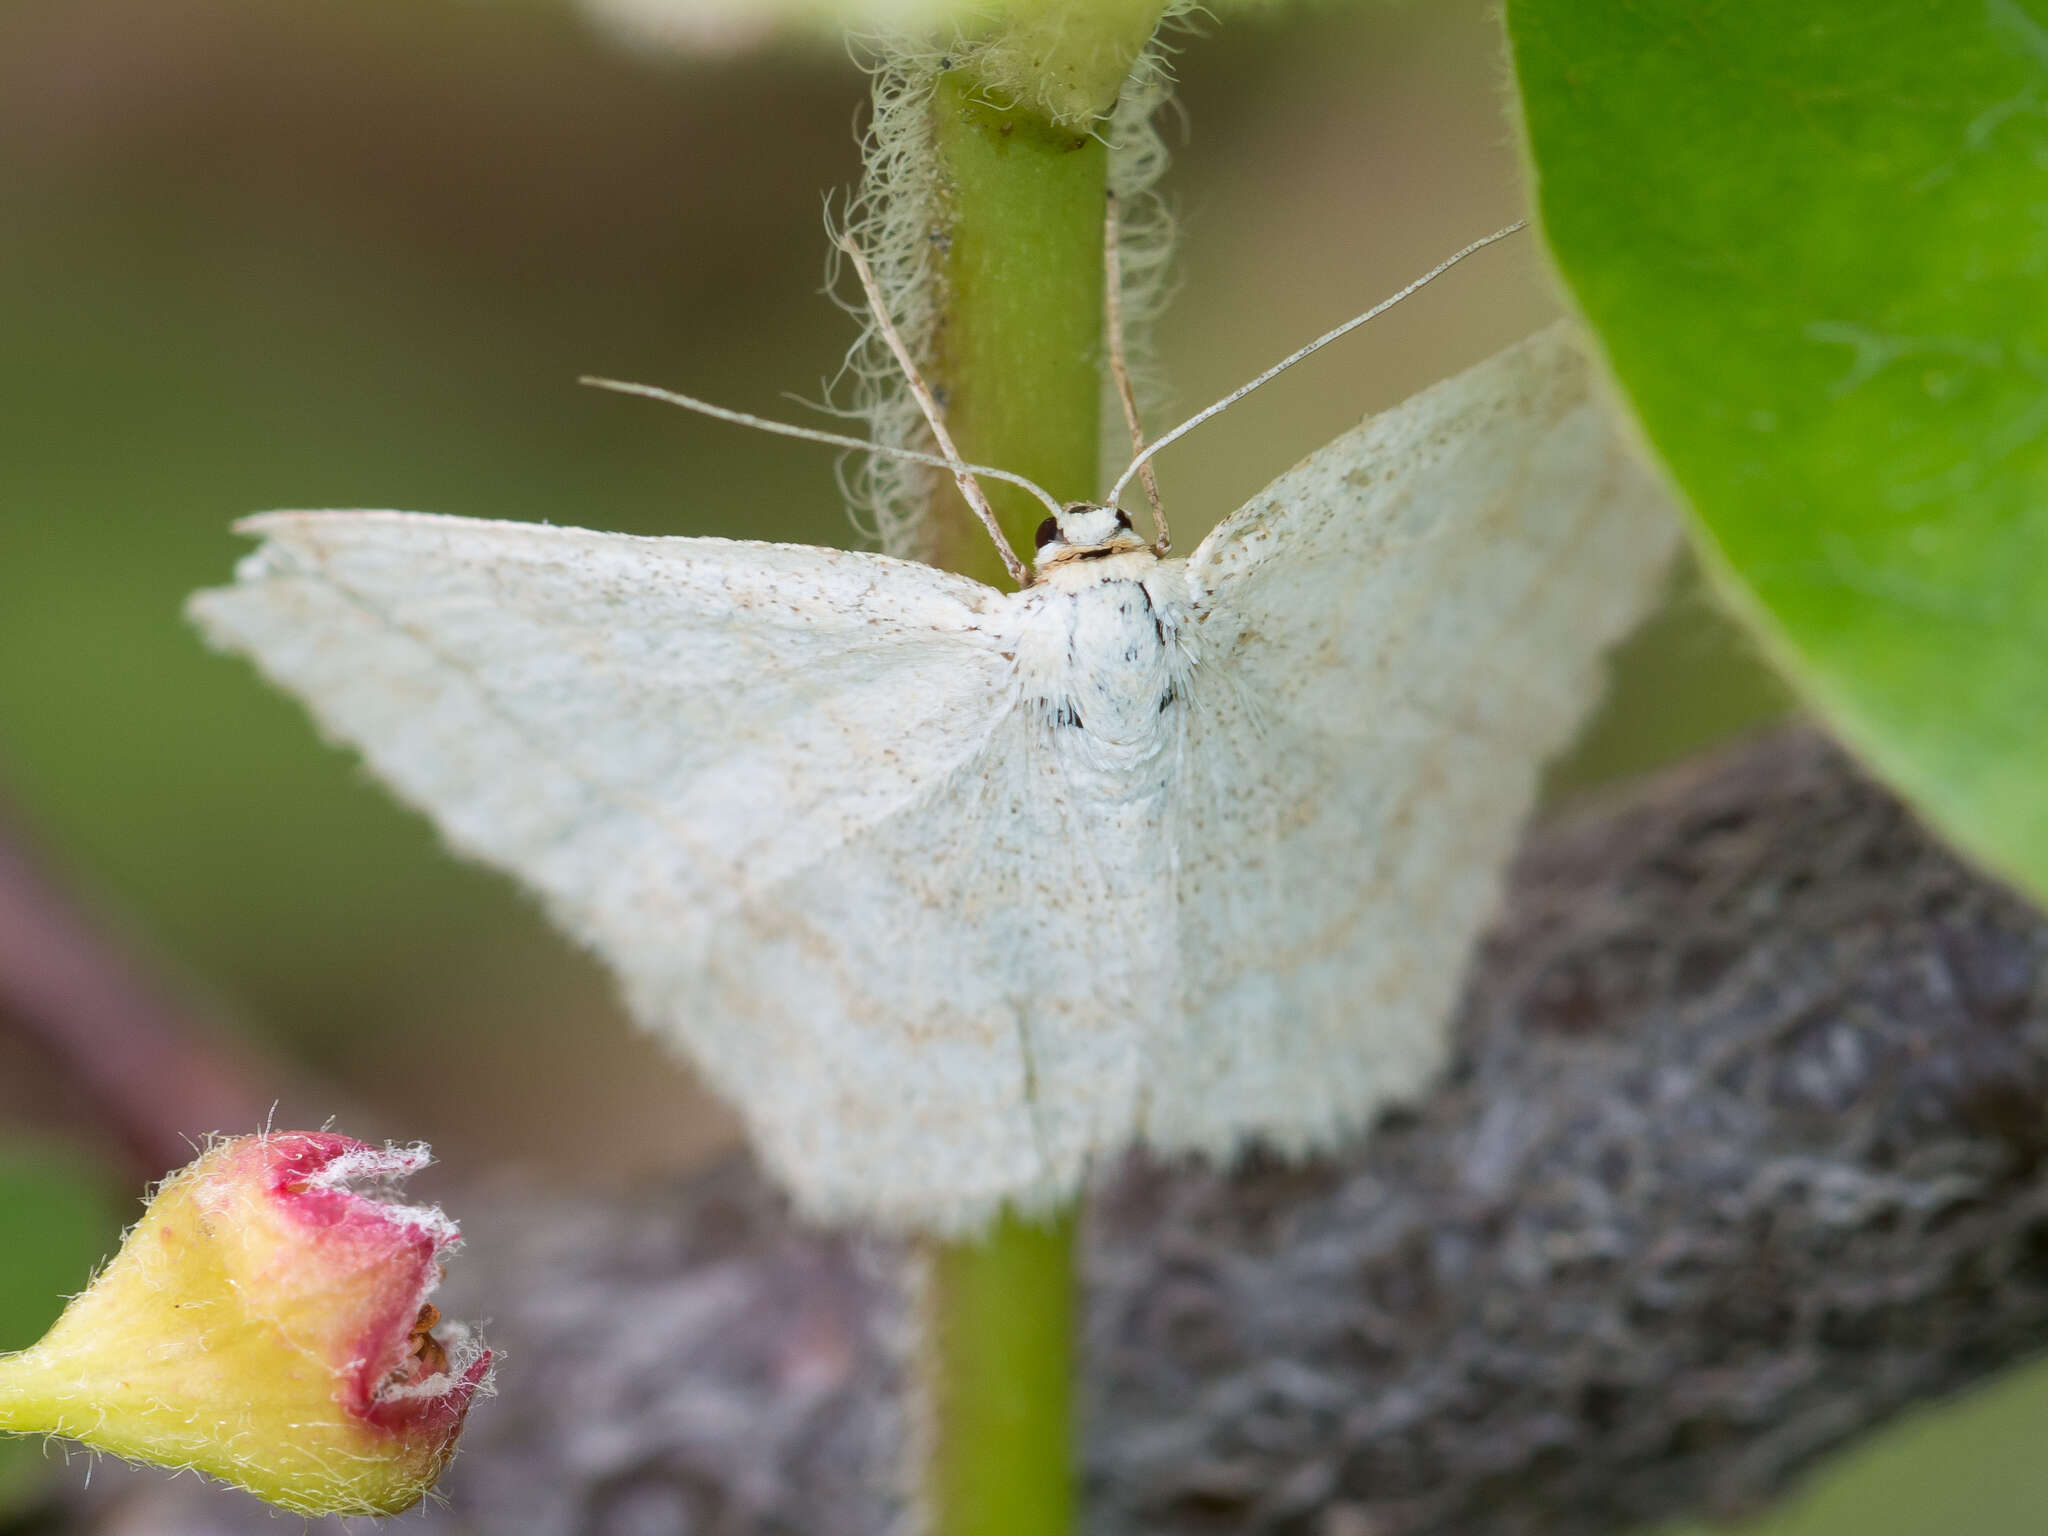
[1032,503,1144,569]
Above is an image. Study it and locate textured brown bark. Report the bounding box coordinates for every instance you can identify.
[31,728,2048,1534]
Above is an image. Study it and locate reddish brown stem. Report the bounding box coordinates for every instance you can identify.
[0,798,270,1177]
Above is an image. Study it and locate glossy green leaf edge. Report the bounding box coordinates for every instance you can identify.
[1509,0,2048,901]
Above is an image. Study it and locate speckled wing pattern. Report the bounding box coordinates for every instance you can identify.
[190,323,1678,1233]
[1148,323,1679,1159]
[692,695,1180,1228]
[189,519,1040,1218]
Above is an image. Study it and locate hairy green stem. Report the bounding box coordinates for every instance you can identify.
[919,65,1106,1536]
[926,70,1107,585]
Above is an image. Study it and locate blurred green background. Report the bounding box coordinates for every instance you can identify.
[1,0,2032,1529]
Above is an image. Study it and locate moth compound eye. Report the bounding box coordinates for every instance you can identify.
[1114,509,1133,533]
[1034,516,1061,550]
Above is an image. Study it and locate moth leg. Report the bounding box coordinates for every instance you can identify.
[1105,190,1170,554]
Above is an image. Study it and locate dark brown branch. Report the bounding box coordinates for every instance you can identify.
[35,729,2048,1533]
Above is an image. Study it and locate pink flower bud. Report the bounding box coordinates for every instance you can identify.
[0,1132,491,1515]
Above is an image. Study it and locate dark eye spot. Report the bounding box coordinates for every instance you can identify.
[1035,516,1060,550]
[1114,508,1132,533]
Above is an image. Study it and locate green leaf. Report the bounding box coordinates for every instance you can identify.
[1508,0,2048,900]
[0,1147,123,1510]
[1657,1353,2048,1536]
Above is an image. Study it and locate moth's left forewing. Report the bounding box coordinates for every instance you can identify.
[1155,322,1681,1158]
[190,513,1053,1230]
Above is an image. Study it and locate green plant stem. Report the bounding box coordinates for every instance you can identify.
[927,70,1107,585]
[924,1208,1078,1536]
[919,66,1106,1536]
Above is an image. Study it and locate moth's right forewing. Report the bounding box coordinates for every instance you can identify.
[1154,324,1681,1161]
[190,512,1022,1168]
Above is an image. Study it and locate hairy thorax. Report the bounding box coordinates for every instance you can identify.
[1015,550,1193,783]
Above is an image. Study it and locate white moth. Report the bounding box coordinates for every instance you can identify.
[189,231,1678,1234]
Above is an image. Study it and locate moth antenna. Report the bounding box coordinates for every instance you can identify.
[1107,221,1528,507]
[1105,191,1170,553]
[580,378,1066,522]
[832,231,1033,588]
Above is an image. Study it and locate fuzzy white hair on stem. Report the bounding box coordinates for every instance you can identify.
[831,14,1191,561]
